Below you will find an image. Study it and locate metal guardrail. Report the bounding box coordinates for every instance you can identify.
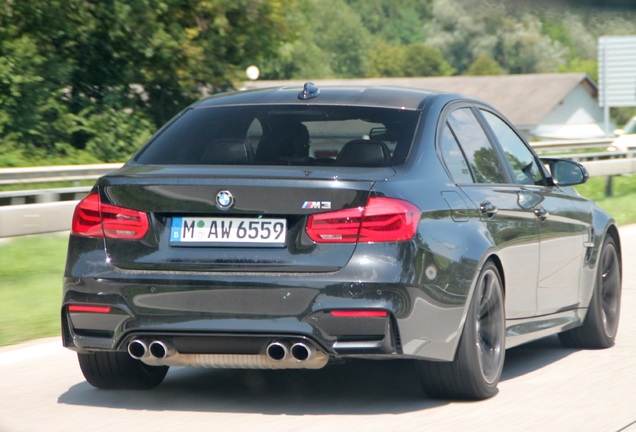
[0,163,123,186]
[0,164,122,236]
[1,138,635,237]
[531,137,613,153]
[0,201,79,237]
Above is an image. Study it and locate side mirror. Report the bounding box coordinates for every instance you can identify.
[541,158,589,186]
[614,128,624,136]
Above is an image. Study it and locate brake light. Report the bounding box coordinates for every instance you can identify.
[68,305,112,313]
[306,197,420,243]
[72,192,149,239]
[330,310,388,317]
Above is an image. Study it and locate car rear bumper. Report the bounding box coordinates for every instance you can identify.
[62,236,473,365]
[62,270,467,365]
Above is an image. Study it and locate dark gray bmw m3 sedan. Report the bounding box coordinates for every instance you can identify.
[62,83,621,400]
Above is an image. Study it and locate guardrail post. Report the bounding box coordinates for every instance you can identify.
[605,176,613,197]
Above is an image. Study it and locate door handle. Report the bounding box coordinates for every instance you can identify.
[534,206,549,220]
[479,201,498,218]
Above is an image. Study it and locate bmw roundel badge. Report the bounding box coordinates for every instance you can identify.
[215,190,235,210]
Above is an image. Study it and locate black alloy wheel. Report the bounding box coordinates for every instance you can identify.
[559,236,621,349]
[418,260,505,400]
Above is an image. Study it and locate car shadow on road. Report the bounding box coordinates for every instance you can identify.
[58,359,442,415]
[501,335,578,381]
[57,335,578,415]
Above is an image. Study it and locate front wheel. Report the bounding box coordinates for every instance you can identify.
[78,351,169,390]
[559,236,621,349]
[417,260,505,400]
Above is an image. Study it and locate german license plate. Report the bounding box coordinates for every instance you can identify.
[170,217,287,247]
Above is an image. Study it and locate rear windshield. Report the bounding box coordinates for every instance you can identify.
[134,105,420,167]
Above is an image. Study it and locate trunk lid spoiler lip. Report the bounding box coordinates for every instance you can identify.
[105,164,397,183]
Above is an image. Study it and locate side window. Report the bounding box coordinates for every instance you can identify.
[481,110,546,186]
[447,108,507,184]
[440,123,474,183]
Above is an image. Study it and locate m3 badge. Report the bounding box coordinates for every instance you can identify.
[302,201,331,209]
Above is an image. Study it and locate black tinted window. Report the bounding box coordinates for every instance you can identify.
[135,105,419,167]
[447,108,507,184]
[481,110,545,186]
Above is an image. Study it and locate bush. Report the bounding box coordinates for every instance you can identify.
[81,108,155,163]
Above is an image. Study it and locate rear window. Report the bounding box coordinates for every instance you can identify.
[134,105,419,167]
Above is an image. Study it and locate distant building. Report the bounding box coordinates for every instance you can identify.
[245,73,610,140]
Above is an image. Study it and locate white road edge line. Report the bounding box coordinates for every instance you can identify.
[0,341,66,367]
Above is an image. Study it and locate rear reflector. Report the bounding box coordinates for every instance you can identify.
[306,197,420,243]
[72,192,149,240]
[68,305,112,314]
[330,310,388,318]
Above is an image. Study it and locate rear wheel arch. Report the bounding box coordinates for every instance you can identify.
[417,257,505,400]
[559,233,621,348]
[605,225,621,272]
[486,254,506,299]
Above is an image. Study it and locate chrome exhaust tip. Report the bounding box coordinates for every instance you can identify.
[148,340,175,359]
[290,342,315,361]
[127,339,148,360]
[266,341,289,361]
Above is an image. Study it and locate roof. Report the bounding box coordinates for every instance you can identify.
[196,85,452,111]
[244,73,597,128]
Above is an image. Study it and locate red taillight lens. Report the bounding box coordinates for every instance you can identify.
[72,192,149,240]
[330,310,388,317]
[68,305,112,313]
[72,193,103,237]
[306,197,420,243]
[305,206,364,243]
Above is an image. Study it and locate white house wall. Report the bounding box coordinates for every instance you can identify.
[531,84,612,139]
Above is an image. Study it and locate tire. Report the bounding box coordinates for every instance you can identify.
[78,351,169,390]
[559,236,621,349]
[417,260,505,400]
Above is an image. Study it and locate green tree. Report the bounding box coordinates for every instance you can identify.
[367,41,407,77]
[346,0,433,44]
[425,0,569,75]
[464,55,506,76]
[0,0,297,164]
[310,0,372,77]
[402,45,454,76]
[263,0,371,79]
[424,0,503,73]
[558,58,598,83]
[496,14,568,74]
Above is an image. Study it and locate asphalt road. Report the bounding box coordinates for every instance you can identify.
[2,226,636,432]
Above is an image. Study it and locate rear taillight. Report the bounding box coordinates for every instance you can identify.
[68,305,112,313]
[72,192,149,240]
[306,197,420,243]
[330,310,388,317]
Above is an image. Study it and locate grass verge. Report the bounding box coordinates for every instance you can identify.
[575,175,636,226]
[0,234,67,346]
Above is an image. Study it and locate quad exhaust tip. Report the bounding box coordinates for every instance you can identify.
[130,338,318,364]
[128,339,176,360]
[266,341,289,361]
[149,340,175,359]
[291,342,314,361]
[127,339,148,360]
[266,341,316,362]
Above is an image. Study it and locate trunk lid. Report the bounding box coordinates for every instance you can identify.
[101,165,393,272]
